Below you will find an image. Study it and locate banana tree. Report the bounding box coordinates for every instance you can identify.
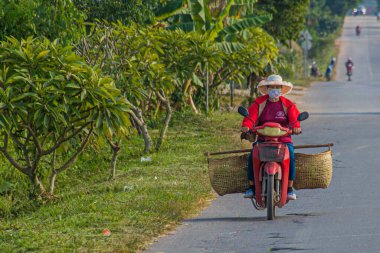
[0,37,129,195]
[213,27,278,87]
[163,0,271,43]
[158,29,224,113]
[156,0,274,112]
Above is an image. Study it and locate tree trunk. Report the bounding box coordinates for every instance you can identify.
[47,126,94,195]
[132,108,153,153]
[130,115,142,135]
[188,87,199,114]
[155,90,172,151]
[183,80,199,114]
[49,171,58,195]
[249,73,263,98]
[31,173,46,195]
[141,124,153,153]
[109,141,120,179]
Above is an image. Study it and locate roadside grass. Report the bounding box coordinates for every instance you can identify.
[0,110,244,252]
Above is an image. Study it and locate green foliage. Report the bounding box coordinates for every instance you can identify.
[218,27,278,83]
[73,0,168,25]
[77,21,225,111]
[0,0,85,44]
[305,0,353,61]
[325,0,362,16]
[0,36,129,194]
[165,0,271,43]
[0,0,36,40]
[254,0,309,45]
[308,0,342,37]
[220,15,271,36]
[155,0,186,20]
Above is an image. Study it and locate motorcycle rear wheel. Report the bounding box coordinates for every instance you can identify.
[266,174,275,220]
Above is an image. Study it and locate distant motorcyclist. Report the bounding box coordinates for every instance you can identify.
[330,56,336,67]
[345,58,354,81]
[356,25,361,36]
[310,61,320,77]
[325,65,333,81]
[345,58,354,69]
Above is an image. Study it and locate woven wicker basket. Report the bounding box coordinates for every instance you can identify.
[207,148,333,195]
[293,148,333,190]
[207,154,249,196]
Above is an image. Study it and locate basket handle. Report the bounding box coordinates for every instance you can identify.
[293,143,334,150]
[204,143,334,157]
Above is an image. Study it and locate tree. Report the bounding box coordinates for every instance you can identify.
[77,22,160,155]
[325,0,361,16]
[77,21,225,154]
[73,0,170,25]
[254,0,309,45]
[0,37,129,195]
[165,0,271,44]
[0,0,85,44]
[0,0,36,40]
[307,1,341,37]
[158,0,275,112]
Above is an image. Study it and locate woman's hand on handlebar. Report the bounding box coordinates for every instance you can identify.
[241,126,250,133]
[292,127,302,135]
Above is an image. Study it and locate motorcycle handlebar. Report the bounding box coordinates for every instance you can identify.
[246,126,301,136]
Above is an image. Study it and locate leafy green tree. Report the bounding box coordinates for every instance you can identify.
[73,0,170,25]
[0,37,129,195]
[308,1,341,37]
[158,0,276,112]
[254,0,309,45]
[78,22,162,155]
[77,21,224,153]
[0,0,85,44]
[0,0,36,40]
[159,29,225,113]
[165,0,271,44]
[325,0,361,16]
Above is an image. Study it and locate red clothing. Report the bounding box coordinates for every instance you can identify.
[241,95,301,143]
[259,100,292,143]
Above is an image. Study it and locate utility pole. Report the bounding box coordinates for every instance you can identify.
[230,81,234,107]
[300,29,312,78]
[206,63,209,116]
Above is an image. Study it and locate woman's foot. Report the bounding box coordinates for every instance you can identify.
[244,187,255,198]
[287,187,297,200]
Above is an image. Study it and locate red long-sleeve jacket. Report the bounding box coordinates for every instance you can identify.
[241,95,301,129]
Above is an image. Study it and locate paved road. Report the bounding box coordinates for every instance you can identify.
[146,16,380,253]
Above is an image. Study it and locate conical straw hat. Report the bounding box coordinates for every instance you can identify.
[257,74,293,95]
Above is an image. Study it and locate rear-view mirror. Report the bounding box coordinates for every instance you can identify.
[298,112,309,121]
[238,106,249,117]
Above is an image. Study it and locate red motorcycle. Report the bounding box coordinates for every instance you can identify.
[238,106,309,220]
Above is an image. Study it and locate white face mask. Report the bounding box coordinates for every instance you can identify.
[268,88,281,99]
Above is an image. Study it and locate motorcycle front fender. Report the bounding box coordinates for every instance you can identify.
[263,162,282,177]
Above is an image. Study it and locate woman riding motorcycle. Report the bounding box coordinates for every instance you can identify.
[241,74,302,200]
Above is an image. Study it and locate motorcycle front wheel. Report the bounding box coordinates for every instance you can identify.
[266,174,275,220]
